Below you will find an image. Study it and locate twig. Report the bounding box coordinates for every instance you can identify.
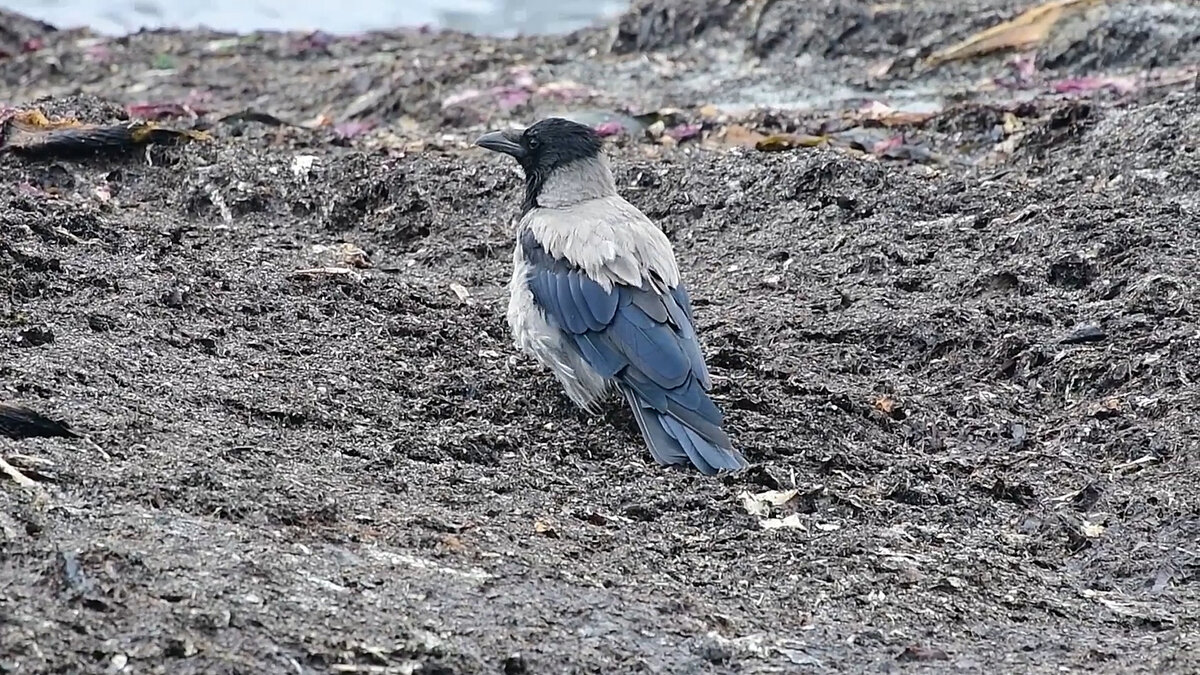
[0,456,37,488]
[1111,454,1159,474]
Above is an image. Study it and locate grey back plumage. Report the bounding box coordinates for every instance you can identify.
[521,188,680,291]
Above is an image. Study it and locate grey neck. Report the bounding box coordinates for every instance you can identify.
[534,155,618,209]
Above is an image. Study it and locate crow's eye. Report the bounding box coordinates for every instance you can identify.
[527,137,540,149]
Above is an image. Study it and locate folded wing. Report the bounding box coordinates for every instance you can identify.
[522,234,744,474]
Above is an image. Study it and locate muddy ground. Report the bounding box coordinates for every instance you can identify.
[1,1,1199,673]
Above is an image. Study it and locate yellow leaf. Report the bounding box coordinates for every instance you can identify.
[874,395,902,417]
[755,133,826,152]
[925,0,1104,66]
[534,518,558,537]
[719,124,766,148]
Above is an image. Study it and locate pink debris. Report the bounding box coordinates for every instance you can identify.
[1051,76,1137,95]
[442,89,484,109]
[859,100,893,116]
[665,123,702,142]
[494,87,532,110]
[442,68,594,113]
[509,67,535,91]
[333,120,376,139]
[593,121,625,137]
[1008,53,1037,84]
[83,43,111,63]
[22,37,43,53]
[298,30,336,52]
[871,135,904,155]
[992,52,1039,90]
[18,182,46,198]
[535,81,591,103]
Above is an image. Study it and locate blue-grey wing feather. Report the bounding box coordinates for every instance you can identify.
[521,238,726,446]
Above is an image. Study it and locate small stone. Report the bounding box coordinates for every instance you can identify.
[697,641,733,665]
[161,287,186,308]
[16,326,55,347]
[897,645,949,662]
[1060,323,1106,344]
[88,314,117,332]
[503,653,528,675]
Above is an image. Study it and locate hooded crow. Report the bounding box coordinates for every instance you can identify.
[475,117,748,476]
[0,401,81,441]
[0,401,86,488]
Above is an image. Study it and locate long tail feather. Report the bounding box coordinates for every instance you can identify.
[621,387,747,476]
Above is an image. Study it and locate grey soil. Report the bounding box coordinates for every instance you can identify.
[1,1,1199,673]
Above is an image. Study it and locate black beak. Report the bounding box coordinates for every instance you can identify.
[474,129,525,159]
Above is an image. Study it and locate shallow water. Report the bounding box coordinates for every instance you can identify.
[0,0,625,36]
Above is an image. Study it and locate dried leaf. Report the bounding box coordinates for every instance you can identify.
[1089,396,1121,419]
[756,133,826,152]
[0,457,37,488]
[739,489,799,517]
[718,124,766,148]
[449,283,471,303]
[439,534,466,553]
[925,0,1103,66]
[857,101,938,127]
[0,109,209,158]
[874,395,902,417]
[1002,112,1025,135]
[332,244,371,269]
[533,519,558,537]
[759,514,805,530]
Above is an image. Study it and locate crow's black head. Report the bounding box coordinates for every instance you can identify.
[475,117,602,173]
[475,117,605,212]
